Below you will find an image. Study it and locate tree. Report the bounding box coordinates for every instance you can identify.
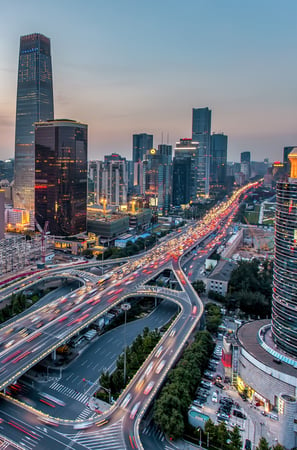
[192,280,206,294]
[272,445,285,450]
[204,419,217,448]
[229,425,242,450]
[216,422,229,450]
[256,437,271,450]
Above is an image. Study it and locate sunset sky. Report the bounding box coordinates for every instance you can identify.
[0,0,296,162]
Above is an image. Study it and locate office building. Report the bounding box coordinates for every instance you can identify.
[284,146,296,175]
[132,133,153,194]
[271,149,297,356]
[14,33,54,216]
[0,159,14,183]
[88,160,104,205]
[172,154,192,206]
[143,145,172,215]
[210,133,228,189]
[283,147,296,165]
[35,120,88,236]
[227,150,297,449]
[240,151,251,181]
[174,138,199,203]
[103,154,128,207]
[192,107,212,197]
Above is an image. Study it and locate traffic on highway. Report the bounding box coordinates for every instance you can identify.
[0,180,260,449]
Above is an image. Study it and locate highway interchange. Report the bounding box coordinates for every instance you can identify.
[0,181,259,449]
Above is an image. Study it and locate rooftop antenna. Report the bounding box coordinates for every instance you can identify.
[161,131,163,145]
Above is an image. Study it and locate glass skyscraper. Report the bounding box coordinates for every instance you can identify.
[192,107,212,197]
[14,33,54,214]
[132,133,153,194]
[35,120,87,236]
[272,149,297,357]
[210,133,228,189]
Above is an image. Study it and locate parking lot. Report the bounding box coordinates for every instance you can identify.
[188,336,280,448]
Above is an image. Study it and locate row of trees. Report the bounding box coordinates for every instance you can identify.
[99,327,161,398]
[202,420,284,450]
[205,303,222,334]
[0,292,40,324]
[227,259,273,317]
[153,331,214,440]
[207,259,273,319]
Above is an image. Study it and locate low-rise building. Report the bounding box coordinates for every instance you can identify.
[206,260,236,296]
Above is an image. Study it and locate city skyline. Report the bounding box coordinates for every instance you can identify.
[0,0,296,162]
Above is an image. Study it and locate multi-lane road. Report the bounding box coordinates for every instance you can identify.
[0,181,260,449]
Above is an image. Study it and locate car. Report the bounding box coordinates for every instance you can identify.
[212,392,218,403]
[244,439,252,450]
[121,393,132,408]
[193,400,203,407]
[233,409,246,419]
[155,346,163,358]
[155,359,166,374]
[214,381,224,389]
[217,415,229,424]
[220,397,233,405]
[203,374,213,381]
[143,381,155,395]
[144,362,154,377]
[217,412,229,420]
[130,401,141,420]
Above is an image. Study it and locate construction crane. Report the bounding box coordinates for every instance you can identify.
[35,219,49,264]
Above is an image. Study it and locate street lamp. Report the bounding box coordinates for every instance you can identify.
[121,303,131,386]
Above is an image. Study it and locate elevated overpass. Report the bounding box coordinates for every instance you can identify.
[0,181,261,449]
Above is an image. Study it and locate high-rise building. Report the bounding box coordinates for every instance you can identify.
[102,154,128,207]
[172,154,192,206]
[14,33,54,215]
[283,146,296,175]
[132,133,153,194]
[272,149,297,356]
[143,145,172,214]
[210,133,228,189]
[192,107,212,197]
[240,151,251,181]
[35,120,87,236]
[88,160,104,205]
[174,138,199,203]
[283,147,296,165]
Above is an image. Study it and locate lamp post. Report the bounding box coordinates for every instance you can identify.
[121,303,131,386]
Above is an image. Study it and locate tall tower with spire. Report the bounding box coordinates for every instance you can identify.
[14,33,54,218]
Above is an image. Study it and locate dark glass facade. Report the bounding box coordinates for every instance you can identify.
[210,133,228,188]
[172,155,192,206]
[35,120,87,236]
[192,107,212,197]
[14,33,54,212]
[271,180,297,356]
[174,139,199,203]
[132,133,153,195]
[143,146,172,214]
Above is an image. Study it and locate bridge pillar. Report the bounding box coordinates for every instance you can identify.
[51,349,57,361]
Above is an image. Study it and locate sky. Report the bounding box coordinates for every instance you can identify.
[0,0,296,162]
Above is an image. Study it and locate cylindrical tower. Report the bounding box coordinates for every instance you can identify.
[278,394,297,449]
[271,148,297,356]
